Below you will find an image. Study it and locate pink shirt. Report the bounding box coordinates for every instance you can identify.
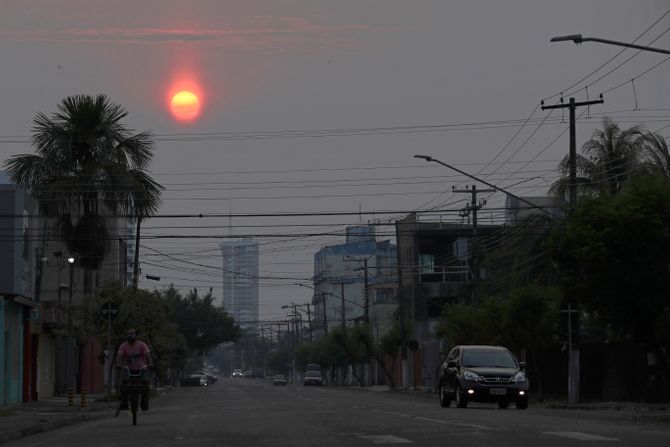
[117,340,151,370]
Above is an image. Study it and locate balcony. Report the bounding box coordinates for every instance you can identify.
[416,266,469,299]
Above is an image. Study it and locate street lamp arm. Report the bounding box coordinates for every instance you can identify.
[550,34,670,55]
[414,154,555,216]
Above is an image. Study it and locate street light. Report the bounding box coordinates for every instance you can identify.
[413,155,554,216]
[550,34,670,55]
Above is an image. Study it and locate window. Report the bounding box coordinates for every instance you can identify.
[418,254,435,273]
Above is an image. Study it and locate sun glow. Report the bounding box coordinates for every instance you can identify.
[170,90,201,122]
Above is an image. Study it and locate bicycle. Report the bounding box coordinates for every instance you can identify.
[114,366,150,426]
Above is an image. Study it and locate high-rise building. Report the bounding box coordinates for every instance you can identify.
[220,238,259,332]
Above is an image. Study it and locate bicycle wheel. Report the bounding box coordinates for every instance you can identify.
[130,391,138,426]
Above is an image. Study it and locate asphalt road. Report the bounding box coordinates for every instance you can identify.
[12,378,670,446]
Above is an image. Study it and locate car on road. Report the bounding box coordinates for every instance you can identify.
[272,374,288,386]
[232,369,243,378]
[303,370,323,386]
[180,371,208,387]
[438,345,529,409]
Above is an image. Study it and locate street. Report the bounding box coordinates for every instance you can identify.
[10,378,670,447]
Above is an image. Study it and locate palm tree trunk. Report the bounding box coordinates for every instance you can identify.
[133,217,142,290]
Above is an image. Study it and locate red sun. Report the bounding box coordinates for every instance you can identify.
[170,91,201,122]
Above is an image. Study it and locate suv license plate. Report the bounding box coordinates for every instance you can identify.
[490,388,507,395]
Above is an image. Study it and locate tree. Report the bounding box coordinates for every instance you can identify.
[550,118,645,200]
[4,94,163,270]
[79,282,188,385]
[551,175,670,381]
[481,214,559,297]
[436,299,505,346]
[164,286,240,354]
[266,348,293,375]
[436,286,559,399]
[373,323,404,389]
[640,131,670,179]
[503,285,560,400]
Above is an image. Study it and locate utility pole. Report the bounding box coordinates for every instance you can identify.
[306,304,313,343]
[322,293,328,335]
[541,96,604,204]
[453,184,495,306]
[350,259,371,323]
[541,96,602,406]
[340,282,346,331]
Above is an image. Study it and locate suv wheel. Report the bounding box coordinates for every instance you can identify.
[439,384,451,408]
[498,400,509,409]
[516,398,529,410]
[455,385,468,408]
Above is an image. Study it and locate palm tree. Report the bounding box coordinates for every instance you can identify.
[640,131,670,179]
[3,94,163,272]
[550,118,646,200]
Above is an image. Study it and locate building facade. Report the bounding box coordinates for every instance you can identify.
[220,239,259,333]
[312,225,397,336]
[395,212,502,389]
[0,173,40,404]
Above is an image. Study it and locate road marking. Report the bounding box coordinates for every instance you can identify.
[413,416,447,424]
[449,421,494,431]
[358,435,413,444]
[544,432,620,442]
[384,411,412,418]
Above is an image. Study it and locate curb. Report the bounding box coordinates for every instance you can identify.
[0,412,109,445]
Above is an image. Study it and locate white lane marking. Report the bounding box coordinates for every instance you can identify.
[450,421,494,431]
[384,411,412,418]
[544,432,620,442]
[413,416,447,424]
[358,435,413,444]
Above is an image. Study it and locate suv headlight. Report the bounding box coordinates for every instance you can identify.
[512,371,526,383]
[463,371,483,382]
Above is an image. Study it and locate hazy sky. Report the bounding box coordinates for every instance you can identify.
[1,1,669,323]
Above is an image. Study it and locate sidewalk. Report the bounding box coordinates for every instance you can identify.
[0,388,171,445]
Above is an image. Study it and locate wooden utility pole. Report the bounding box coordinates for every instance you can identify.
[453,184,495,306]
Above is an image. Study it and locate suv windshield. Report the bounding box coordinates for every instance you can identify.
[461,350,517,368]
[305,371,321,377]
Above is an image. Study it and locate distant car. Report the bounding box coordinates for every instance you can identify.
[272,374,288,386]
[438,345,529,409]
[232,369,243,378]
[180,371,208,387]
[303,370,323,386]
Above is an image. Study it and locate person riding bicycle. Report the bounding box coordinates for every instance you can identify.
[116,328,153,411]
